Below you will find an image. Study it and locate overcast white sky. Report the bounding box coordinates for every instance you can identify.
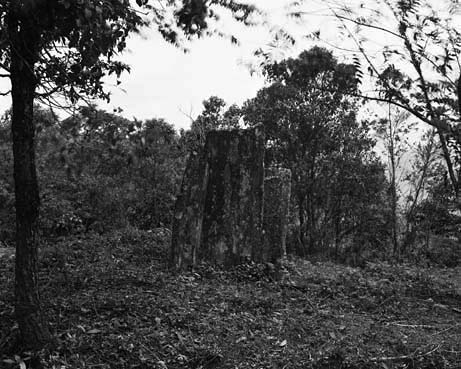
[1,1,309,130]
[0,0,455,130]
[97,28,269,129]
[0,0,340,129]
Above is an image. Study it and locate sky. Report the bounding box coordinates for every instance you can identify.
[97,29,268,130]
[0,28,267,130]
[0,1,307,130]
[0,0,455,130]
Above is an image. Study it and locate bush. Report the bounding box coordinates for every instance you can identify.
[113,226,170,263]
[426,236,461,267]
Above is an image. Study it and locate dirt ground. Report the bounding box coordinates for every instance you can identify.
[1,234,460,368]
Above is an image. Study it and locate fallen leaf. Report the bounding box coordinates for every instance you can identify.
[236,336,247,343]
[157,360,168,369]
[87,328,102,334]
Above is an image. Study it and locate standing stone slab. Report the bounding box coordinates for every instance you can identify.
[171,125,265,268]
[200,126,265,266]
[263,167,292,262]
[170,150,208,268]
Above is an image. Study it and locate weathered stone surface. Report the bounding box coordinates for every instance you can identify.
[263,167,292,262]
[171,125,265,268]
[170,150,208,268]
[200,126,265,266]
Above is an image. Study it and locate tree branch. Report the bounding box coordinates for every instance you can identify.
[333,14,405,41]
[0,61,10,73]
[348,91,451,131]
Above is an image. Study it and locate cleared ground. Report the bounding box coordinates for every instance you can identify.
[1,233,460,368]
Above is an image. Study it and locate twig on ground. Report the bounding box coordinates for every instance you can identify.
[385,323,437,329]
[431,324,461,336]
[369,345,441,362]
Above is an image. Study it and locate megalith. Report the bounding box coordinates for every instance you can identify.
[171,125,265,268]
[170,150,208,268]
[262,167,292,262]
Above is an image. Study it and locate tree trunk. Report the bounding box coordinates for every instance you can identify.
[334,212,340,260]
[402,130,435,254]
[390,171,399,259]
[437,129,459,198]
[457,73,461,121]
[8,10,51,348]
[386,109,400,260]
[455,74,461,208]
[297,195,306,257]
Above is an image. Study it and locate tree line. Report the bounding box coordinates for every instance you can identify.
[1,47,459,267]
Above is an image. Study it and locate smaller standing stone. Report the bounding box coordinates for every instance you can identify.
[263,167,292,262]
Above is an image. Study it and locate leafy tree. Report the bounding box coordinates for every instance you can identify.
[128,117,185,229]
[291,0,461,198]
[416,174,461,237]
[410,162,461,265]
[58,106,137,176]
[243,47,390,257]
[51,109,184,232]
[0,106,62,242]
[374,107,414,258]
[0,106,185,236]
[0,0,258,348]
[401,128,439,252]
[181,96,243,152]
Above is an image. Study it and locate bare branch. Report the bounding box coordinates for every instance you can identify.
[370,345,441,362]
[178,105,196,124]
[348,91,451,131]
[333,14,405,41]
[0,61,10,73]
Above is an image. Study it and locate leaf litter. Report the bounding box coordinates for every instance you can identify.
[0,233,460,368]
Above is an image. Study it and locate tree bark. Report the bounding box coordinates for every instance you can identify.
[389,135,399,259]
[297,194,306,257]
[384,106,400,259]
[8,8,51,348]
[457,73,461,120]
[437,129,459,198]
